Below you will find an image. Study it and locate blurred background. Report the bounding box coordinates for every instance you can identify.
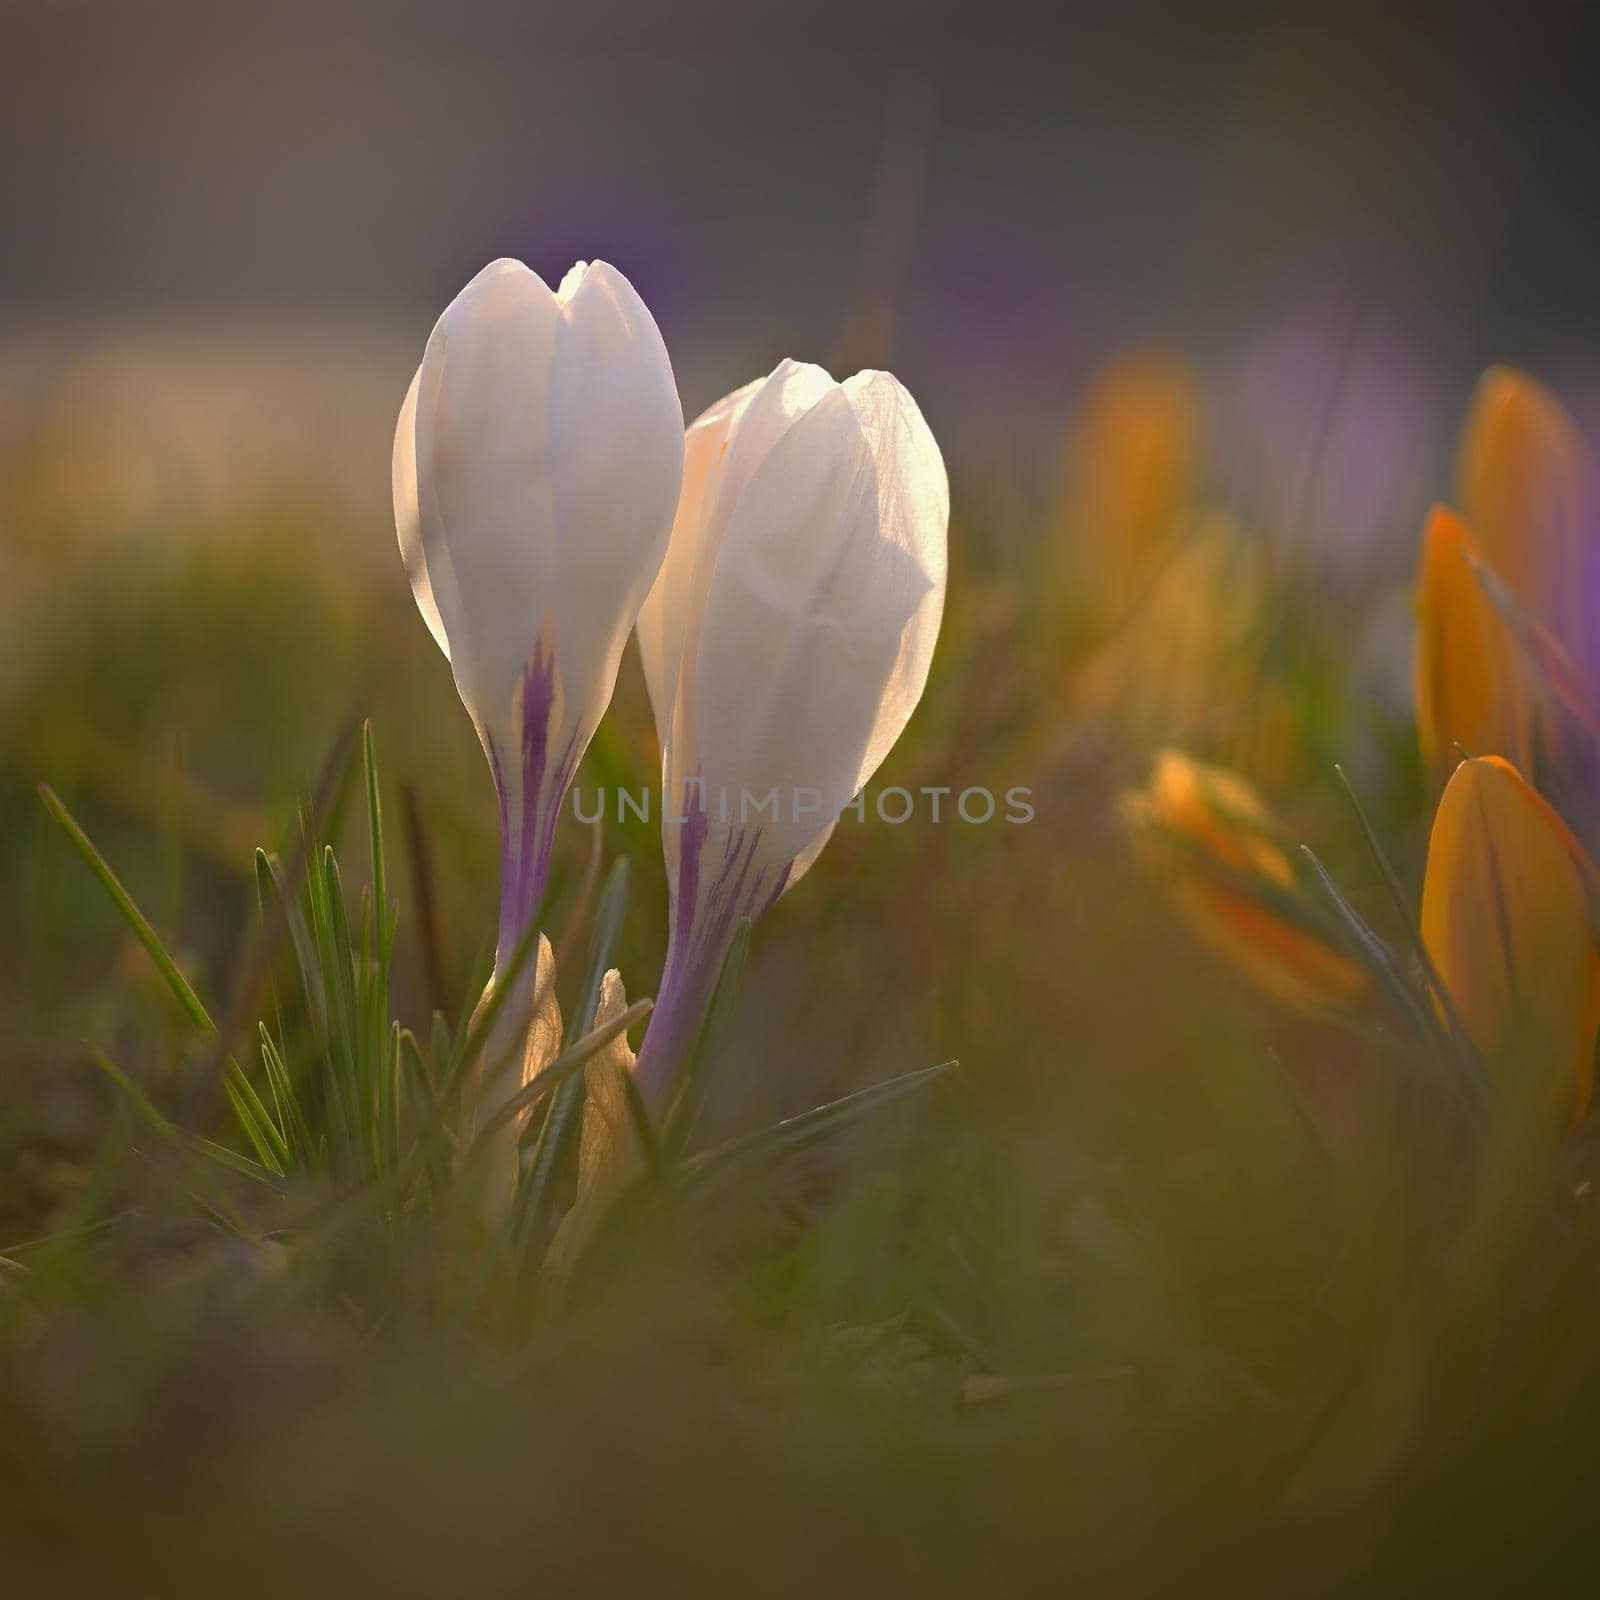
[6,1,1600,494]
[9,0,1600,1047]
[7,6,1600,1587]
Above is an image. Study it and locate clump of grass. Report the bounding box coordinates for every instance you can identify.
[26,723,954,1345]
[10,360,1600,1593]
[12,716,1600,1596]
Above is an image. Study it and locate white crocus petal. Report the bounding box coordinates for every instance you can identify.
[637,376,760,755]
[547,260,685,742]
[557,260,591,302]
[838,369,950,780]
[412,259,563,720]
[633,358,948,1102]
[398,255,684,966]
[392,366,449,658]
[694,371,946,871]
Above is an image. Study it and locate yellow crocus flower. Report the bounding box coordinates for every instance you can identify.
[1075,512,1269,750]
[1420,755,1600,1120]
[1414,505,1530,788]
[1067,350,1202,624]
[1123,750,1366,1015]
[1458,365,1591,661]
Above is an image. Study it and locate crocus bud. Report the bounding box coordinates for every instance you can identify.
[1122,749,1365,1014]
[1414,505,1530,789]
[632,359,949,1100]
[1458,366,1592,663]
[467,932,563,1209]
[394,258,684,966]
[1421,755,1600,1122]
[395,259,681,1202]
[547,968,636,1276]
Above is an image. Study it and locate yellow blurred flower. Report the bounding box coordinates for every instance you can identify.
[1420,755,1600,1121]
[1413,504,1530,788]
[1076,513,1270,752]
[1123,750,1366,1014]
[1055,352,1301,778]
[1458,365,1592,662]
[1065,350,1202,624]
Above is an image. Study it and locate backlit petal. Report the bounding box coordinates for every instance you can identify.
[1124,750,1365,1015]
[1067,351,1201,621]
[1458,366,1591,659]
[1421,755,1600,1118]
[1413,506,1529,786]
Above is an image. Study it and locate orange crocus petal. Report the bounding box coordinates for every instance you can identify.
[1413,505,1530,785]
[1420,755,1600,1120]
[1125,750,1365,1015]
[1146,748,1289,884]
[1179,880,1368,1014]
[1069,351,1202,618]
[1458,366,1591,657]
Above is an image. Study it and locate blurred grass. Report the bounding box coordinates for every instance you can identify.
[5,341,1600,1595]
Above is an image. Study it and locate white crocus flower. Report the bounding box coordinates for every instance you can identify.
[393,257,683,1185]
[633,359,949,1101]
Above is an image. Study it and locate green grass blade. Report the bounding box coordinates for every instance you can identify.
[86,1045,184,1147]
[398,1027,451,1201]
[575,860,631,1043]
[259,1024,313,1167]
[257,848,327,1037]
[1299,845,1463,1079]
[223,1063,290,1173]
[517,860,633,1249]
[678,1060,958,1204]
[429,1011,453,1089]
[1332,764,1487,1096]
[363,721,390,962]
[41,786,217,1035]
[409,915,548,1162]
[664,919,750,1159]
[397,1027,431,1097]
[384,1018,402,1174]
[463,999,653,1170]
[1331,764,1422,936]
[453,940,496,1054]
[86,1048,253,1234]
[316,846,365,1163]
[322,848,361,1071]
[194,1137,290,1192]
[619,1066,668,1191]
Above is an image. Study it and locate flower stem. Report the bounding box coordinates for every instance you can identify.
[632,926,732,1113]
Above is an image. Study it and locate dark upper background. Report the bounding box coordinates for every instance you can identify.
[3,0,1599,544]
[4,0,1600,1101]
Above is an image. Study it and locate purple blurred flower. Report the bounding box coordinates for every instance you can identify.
[1217,308,1440,584]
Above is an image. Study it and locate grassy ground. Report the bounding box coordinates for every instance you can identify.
[5,352,1600,1595]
